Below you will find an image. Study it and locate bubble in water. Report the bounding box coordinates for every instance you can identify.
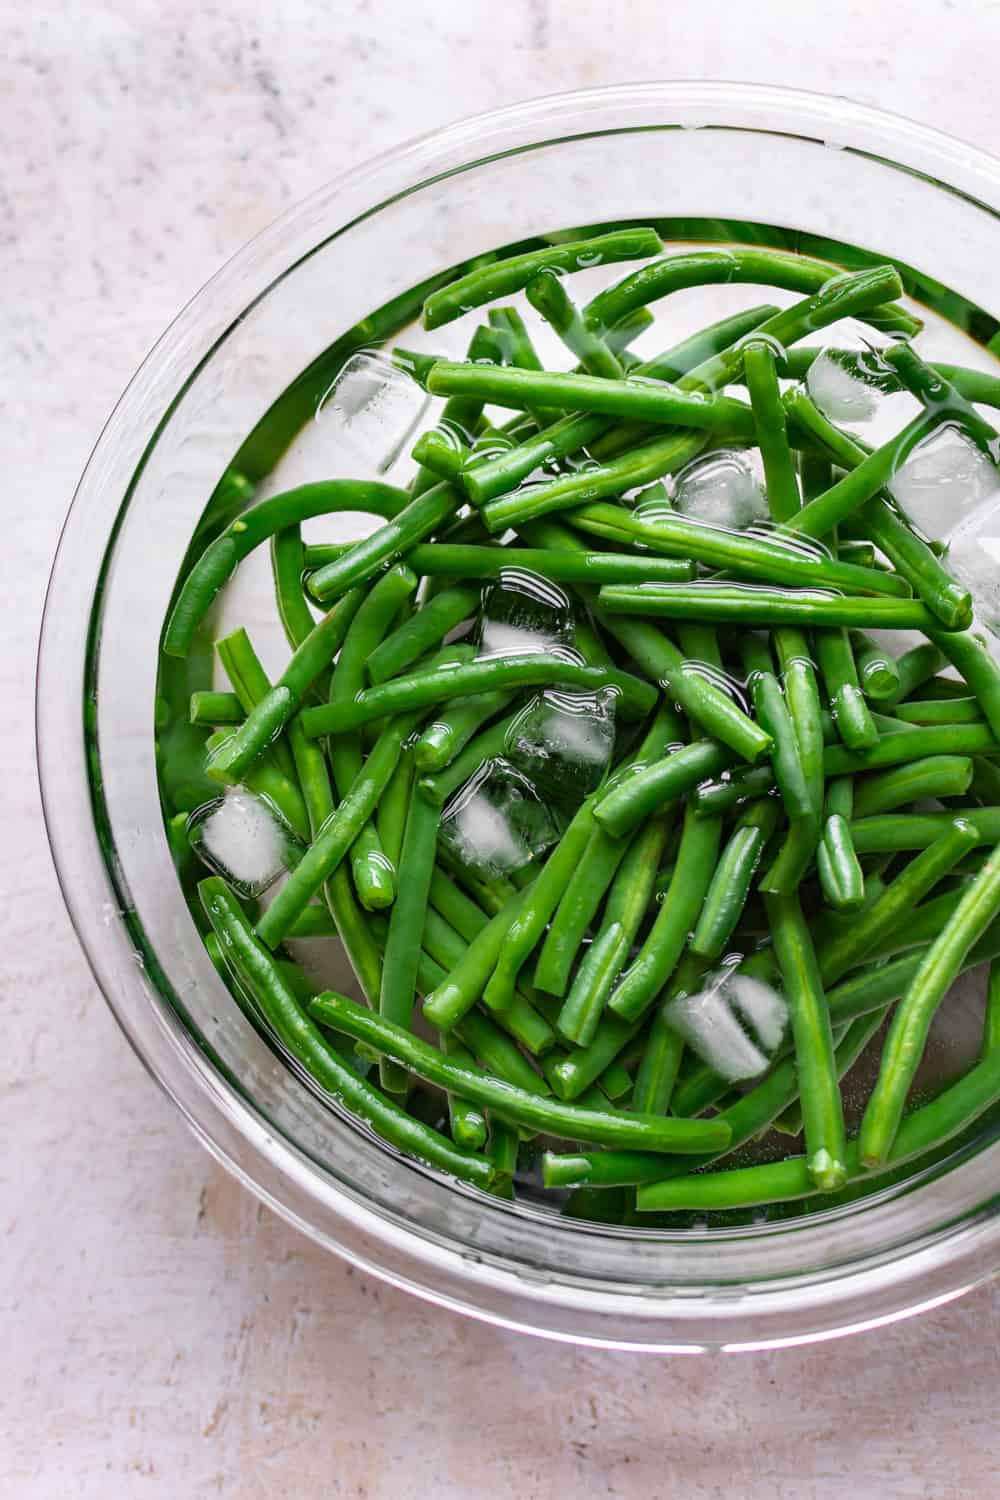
[504,688,618,803]
[891,423,1000,539]
[187,789,304,898]
[439,758,560,879]
[317,351,429,474]
[664,964,788,1083]
[478,568,575,659]
[669,450,767,531]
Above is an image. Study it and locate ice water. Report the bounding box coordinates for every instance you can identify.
[187,789,304,898]
[316,350,429,474]
[439,758,560,878]
[664,964,789,1083]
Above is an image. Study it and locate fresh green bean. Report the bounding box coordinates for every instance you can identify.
[893,698,984,725]
[815,780,865,914]
[310,992,731,1155]
[164,481,409,656]
[765,887,848,1190]
[632,954,706,1116]
[199,878,495,1187]
[421,228,664,331]
[850,630,901,703]
[301,653,657,736]
[859,843,1000,1165]
[814,628,878,750]
[596,582,937,631]
[593,740,734,838]
[213,626,300,786]
[853,756,974,819]
[377,788,439,1091]
[740,634,812,820]
[925,627,1000,741]
[526,268,624,378]
[325,541,697,588]
[271,525,317,653]
[366,584,480,685]
[413,690,515,775]
[785,411,940,539]
[744,339,801,522]
[532,827,629,996]
[306,481,460,604]
[189,690,245,726]
[691,799,780,960]
[375,752,414,872]
[419,708,523,808]
[439,1033,490,1150]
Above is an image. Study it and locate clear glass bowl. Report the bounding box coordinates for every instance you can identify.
[37,82,1000,1351]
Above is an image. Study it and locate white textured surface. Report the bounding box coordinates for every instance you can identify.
[6,2,1000,1494]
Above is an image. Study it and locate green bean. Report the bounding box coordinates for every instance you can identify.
[884,340,1000,451]
[764,888,847,1190]
[427,867,495,944]
[985,959,1000,1057]
[189,690,245,726]
[816,783,865,915]
[202,728,309,843]
[375,752,414,871]
[365,584,479,685]
[213,626,299,786]
[632,954,706,1115]
[199,879,494,1187]
[744,339,801,522]
[925,627,1000,741]
[691,799,780,960]
[859,843,1000,1165]
[570,505,909,598]
[421,228,664,331]
[461,305,778,503]
[207,587,370,785]
[814,628,878,750]
[306,481,460,604]
[421,887,535,1030]
[301,652,656,736]
[849,630,901,703]
[740,634,812,820]
[525,268,624,378]
[488,305,560,427]
[440,1034,490,1150]
[410,323,506,494]
[853,755,974,819]
[270,525,317,653]
[583,248,915,340]
[336,541,697,587]
[310,991,731,1155]
[608,805,722,1023]
[428,360,756,437]
[164,481,409,656]
[851,807,1000,854]
[481,430,710,533]
[532,827,629,996]
[452,1007,549,1096]
[420,907,554,1057]
[413,690,515,775]
[820,820,979,985]
[839,540,877,569]
[419,708,523,807]
[482,801,597,1013]
[828,724,1000,776]
[893,698,984,725]
[596,582,936,631]
[593,740,734,838]
[256,712,422,950]
[377,789,439,1091]
[557,813,674,1046]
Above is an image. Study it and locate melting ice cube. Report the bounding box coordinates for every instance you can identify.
[945,497,1000,635]
[504,688,617,803]
[439,758,560,878]
[670,450,767,531]
[317,351,429,474]
[187,789,304,898]
[478,567,574,658]
[805,345,898,424]
[890,423,1000,539]
[664,965,788,1083]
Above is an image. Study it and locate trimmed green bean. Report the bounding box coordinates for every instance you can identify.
[526,268,624,378]
[850,630,901,703]
[593,740,734,838]
[926,627,1000,741]
[367,584,480,685]
[307,481,460,604]
[853,756,974,819]
[270,525,317,653]
[189,690,245,726]
[378,788,439,1091]
[744,339,801,522]
[596,582,937,631]
[691,799,780,960]
[334,541,697,587]
[439,1034,489,1151]
[741,634,812,820]
[814,628,878,751]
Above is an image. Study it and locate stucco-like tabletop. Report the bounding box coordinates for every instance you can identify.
[5,3,1000,1495]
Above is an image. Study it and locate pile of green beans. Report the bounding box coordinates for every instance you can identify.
[160,225,1000,1222]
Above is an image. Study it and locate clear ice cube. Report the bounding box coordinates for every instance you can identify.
[890,422,1000,539]
[478,567,574,658]
[664,964,788,1083]
[316,351,429,474]
[669,450,767,531]
[187,788,304,898]
[805,345,898,424]
[504,688,617,802]
[439,758,560,878]
[945,496,1000,634]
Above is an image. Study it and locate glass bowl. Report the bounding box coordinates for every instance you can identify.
[37,82,1000,1351]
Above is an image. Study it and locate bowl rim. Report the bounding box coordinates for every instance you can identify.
[36,79,1000,1351]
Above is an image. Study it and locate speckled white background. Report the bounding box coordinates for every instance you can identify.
[6,2,1000,1495]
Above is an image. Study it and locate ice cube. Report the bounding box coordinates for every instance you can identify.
[478,567,574,658]
[805,345,896,423]
[316,351,429,474]
[945,495,1000,634]
[187,789,304,898]
[439,758,560,878]
[669,450,767,531]
[504,688,617,802]
[664,965,788,1083]
[890,423,1000,538]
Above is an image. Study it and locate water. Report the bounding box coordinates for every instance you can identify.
[187,789,304,898]
[504,687,617,803]
[316,350,429,474]
[664,964,789,1083]
[438,758,560,878]
[477,568,574,659]
[670,449,767,531]
[891,422,1000,536]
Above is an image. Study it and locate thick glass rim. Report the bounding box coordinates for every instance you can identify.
[37,81,1000,1351]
